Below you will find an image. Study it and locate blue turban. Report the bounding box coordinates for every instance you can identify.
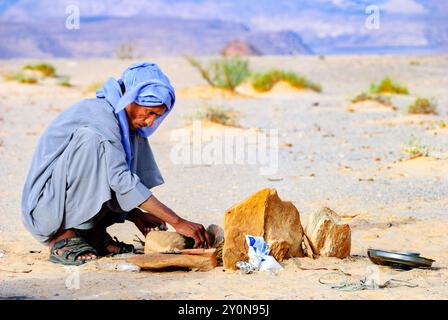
[96,62,175,168]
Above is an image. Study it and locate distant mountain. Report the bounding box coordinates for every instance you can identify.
[244,31,313,55]
[0,16,312,58]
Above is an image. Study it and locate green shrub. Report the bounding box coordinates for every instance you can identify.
[251,69,321,92]
[23,63,56,77]
[401,134,430,159]
[3,71,38,84]
[407,97,438,115]
[15,72,38,84]
[369,77,409,95]
[18,74,38,84]
[58,76,72,87]
[212,58,250,90]
[115,43,136,60]
[351,92,395,108]
[186,56,250,91]
[189,106,239,127]
[3,72,18,81]
[83,81,104,94]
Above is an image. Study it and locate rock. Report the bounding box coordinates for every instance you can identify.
[206,224,225,248]
[220,39,261,57]
[223,188,304,270]
[305,207,351,258]
[127,249,218,272]
[144,225,223,254]
[144,231,194,254]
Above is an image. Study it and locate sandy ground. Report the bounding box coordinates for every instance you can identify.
[0,55,447,300]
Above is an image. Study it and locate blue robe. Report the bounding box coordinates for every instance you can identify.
[21,98,164,244]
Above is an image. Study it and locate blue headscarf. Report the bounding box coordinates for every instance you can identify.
[96,62,175,168]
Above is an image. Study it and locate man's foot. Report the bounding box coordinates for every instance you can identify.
[78,228,134,256]
[49,229,97,262]
[128,210,167,237]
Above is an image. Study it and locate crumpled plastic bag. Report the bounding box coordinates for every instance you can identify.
[236,235,283,273]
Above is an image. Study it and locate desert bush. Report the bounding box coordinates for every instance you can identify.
[23,63,56,77]
[186,56,215,87]
[401,134,430,159]
[83,81,104,94]
[18,74,38,84]
[58,76,72,87]
[115,43,136,60]
[3,72,18,81]
[407,97,438,115]
[251,69,321,93]
[186,56,250,91]
[4,72,38,84]
[188,105,239,127]
[351,92,395,108]
[369,76,409,95]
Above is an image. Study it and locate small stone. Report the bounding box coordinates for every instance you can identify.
[223,188,304,270]
[144,231,193,254]
[305,207,351,259]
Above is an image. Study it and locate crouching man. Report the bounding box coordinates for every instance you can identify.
[21,62,210,265]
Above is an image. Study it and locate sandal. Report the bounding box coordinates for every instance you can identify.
[97,233,135,257]
[49,237,98,266]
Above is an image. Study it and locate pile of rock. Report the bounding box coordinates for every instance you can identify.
[223,188,351,270]
[140,188,352,272]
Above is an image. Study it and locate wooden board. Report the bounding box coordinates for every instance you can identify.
[124,249,217,272]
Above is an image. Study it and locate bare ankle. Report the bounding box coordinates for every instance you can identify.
[49,229,76,248]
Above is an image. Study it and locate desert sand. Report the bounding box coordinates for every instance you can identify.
[0,55,447,299]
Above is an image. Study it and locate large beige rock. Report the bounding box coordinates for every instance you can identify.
[305,207,351,258]
[223,188,304,270]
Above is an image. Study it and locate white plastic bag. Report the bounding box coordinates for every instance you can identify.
[245,235,283,272]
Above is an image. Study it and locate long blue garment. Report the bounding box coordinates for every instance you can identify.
[21,62,175,244]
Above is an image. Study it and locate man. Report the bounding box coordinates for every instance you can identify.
[22,62,210,265]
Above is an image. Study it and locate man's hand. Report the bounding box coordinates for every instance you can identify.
[172,218,211,249]
[138,195,210,248]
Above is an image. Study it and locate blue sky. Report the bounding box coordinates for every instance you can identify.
[1,0,446,52]
[0,0,444,20]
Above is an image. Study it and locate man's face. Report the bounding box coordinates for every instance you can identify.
[125,102,167,131]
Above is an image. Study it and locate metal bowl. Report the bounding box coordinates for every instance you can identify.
[368,249,434,269]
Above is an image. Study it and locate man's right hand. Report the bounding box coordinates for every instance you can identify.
[172,218,211,249]
[138,195,211,248]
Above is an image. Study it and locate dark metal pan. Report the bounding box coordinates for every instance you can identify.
[368,249,435,270]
